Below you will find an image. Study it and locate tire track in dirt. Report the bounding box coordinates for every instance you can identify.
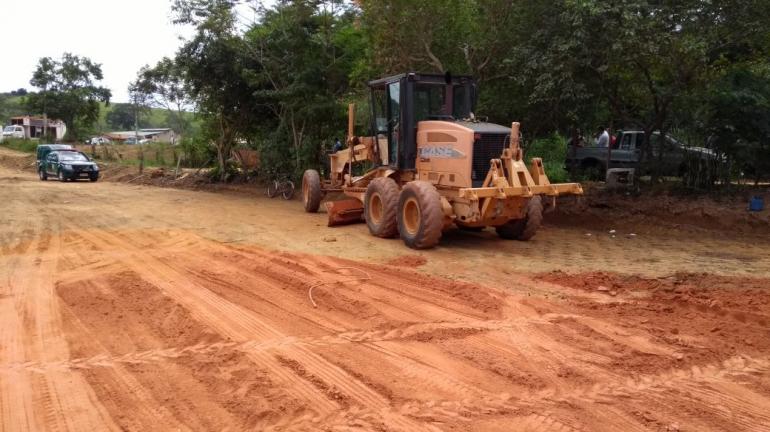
[0,314,568,373]
[391,355,770,429]
[20,228,119,432]
[58,227,770,431]
[54,286,201,432]
[70,227,433,431]
[0,212,118,432]
[68,229,529,429]
[0,227,45,432]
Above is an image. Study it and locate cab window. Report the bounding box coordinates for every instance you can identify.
[414,84,445,122]
[387,82,401,166]
[372,88,388,134]
[452,85,471,119]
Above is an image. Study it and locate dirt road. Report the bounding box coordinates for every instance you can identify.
[1,153,769,431]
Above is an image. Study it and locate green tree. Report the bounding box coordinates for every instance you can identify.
[133,57,193,135]
[26,53,112,140]
[706,66,770,185]
[171,0,269,180]
[245,0,363,173]
[512,0,770,179]
[358,0,516,81]
[106,104,149,130]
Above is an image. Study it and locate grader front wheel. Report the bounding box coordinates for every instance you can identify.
[365,177,400,238]
[397,181,443,249]
[496,196,543,241]
[302,169,323,213]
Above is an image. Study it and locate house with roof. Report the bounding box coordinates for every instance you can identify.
[9,116,67,140]
[106,128,178,144]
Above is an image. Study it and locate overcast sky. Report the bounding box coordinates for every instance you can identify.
[0,0,260,103]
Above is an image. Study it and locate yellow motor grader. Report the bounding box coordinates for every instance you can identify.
[301,72,583,249]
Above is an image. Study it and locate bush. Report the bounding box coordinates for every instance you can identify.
[525,133,569,183]
[0,138,38,153]
[179,136,216,168]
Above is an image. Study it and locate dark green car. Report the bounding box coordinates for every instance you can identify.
[39,150,100,182]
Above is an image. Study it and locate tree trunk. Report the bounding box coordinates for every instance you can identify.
[216,114,233,182]
[288,110,305,174]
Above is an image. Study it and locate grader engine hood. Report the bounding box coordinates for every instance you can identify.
[416,120,512,188]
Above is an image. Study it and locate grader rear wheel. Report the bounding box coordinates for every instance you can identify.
[365,177,400,238]
[302,169,323,213]
[496,195,543,241]
[397,181,443,249]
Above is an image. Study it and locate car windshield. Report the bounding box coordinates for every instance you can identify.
[58,152,89,162]
[3,126,15,132]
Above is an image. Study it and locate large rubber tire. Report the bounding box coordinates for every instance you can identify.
[496,196,543,241]
[397,181,444,249]
[364,177,400,238]
[89,174,99,182]
[39,170,48,181]
[302,169,323,213]
[58,170,67,182]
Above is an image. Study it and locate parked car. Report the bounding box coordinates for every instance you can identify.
[87,136,111,145]
[1,125,25,141]
[566,130,717,179]
[124,136,149,145]
[39,150,100,182]
[36,144,73,173]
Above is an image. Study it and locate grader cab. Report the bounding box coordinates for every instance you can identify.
[301,72,583,249]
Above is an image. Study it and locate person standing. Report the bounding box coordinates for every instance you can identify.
[332,137,343,153]
[595,126,610,148]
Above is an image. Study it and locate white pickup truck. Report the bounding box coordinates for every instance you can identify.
[1,125,26,141]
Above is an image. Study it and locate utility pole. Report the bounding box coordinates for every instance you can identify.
[135,93,144,174]
[43,84,48,142]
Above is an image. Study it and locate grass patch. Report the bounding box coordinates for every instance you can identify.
[73,142,183,169]
[0,138,38,153]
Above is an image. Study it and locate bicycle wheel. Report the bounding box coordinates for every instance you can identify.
[281,181,295,200]
[266,180,279,198]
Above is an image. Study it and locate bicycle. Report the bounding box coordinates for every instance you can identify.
[266,175,295,200]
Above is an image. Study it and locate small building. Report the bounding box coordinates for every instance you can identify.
[106,128,179,144]
[10,116,67,140]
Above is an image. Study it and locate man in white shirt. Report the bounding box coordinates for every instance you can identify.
[595,126,610,148]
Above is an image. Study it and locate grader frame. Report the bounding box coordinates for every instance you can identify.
[302,73,583,248]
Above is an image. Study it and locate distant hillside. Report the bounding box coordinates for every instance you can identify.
[0,95,26,124]
[96,102,200,135]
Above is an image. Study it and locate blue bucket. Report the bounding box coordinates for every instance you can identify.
[749,196,764,212]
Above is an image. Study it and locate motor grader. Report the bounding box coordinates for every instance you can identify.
[301,72,583,249]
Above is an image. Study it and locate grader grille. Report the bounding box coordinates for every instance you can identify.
[472,133,510,187]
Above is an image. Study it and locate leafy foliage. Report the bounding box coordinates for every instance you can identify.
[106,103,149,131]
[706,66,770,184]
[25,53,111,140]
[130,0,769,189]
[525,134,569,184]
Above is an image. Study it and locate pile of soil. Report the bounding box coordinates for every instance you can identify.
[99,165,272,195]
[549,184,770,235]
[538,270,770,365]
[0,151,35,171]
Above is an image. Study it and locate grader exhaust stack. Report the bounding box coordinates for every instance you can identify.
[301,72,583,248]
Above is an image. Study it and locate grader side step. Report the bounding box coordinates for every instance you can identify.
[325,199,364,227]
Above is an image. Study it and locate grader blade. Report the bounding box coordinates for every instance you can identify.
[325,199,364,227]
